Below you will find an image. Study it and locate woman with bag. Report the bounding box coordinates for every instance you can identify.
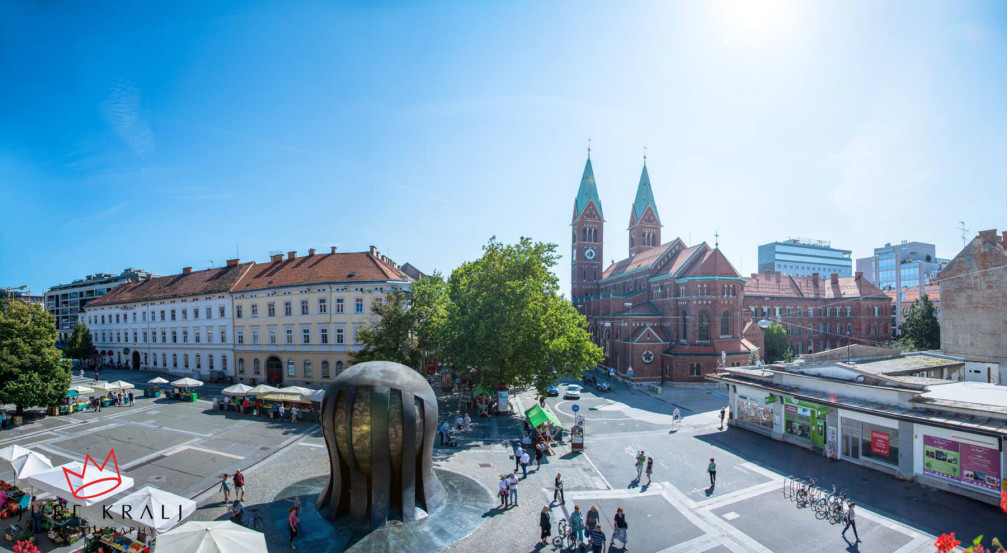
[539,506,552,545]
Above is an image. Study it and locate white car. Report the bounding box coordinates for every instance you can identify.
[563,385,582,400]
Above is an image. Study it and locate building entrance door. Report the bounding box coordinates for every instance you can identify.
[841,423,861,461]
[266,356,283,386]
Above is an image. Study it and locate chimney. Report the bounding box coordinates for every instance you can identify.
[831,273,839,284]
[330,246,338,254]
[270,254,283,263]
[308,249,316,257]
[226,258,239,267]
[369,245,378,256]
[182,267,192,275]
[287,251,297,260]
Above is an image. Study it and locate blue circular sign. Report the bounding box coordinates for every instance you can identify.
[572,404,580,413]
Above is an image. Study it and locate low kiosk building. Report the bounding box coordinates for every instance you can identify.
[710,347,1005,507]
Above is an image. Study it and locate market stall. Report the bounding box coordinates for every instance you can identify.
[145,377,168,398]
[166,378,203,402]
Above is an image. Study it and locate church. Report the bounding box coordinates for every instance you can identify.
[571,155,764,382]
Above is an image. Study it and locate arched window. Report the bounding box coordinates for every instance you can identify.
[287,360,295,377]
[238,359,245,374]
[720,311,731,337]
[304,360,312,378]
[322,361,330,378]
[335,360,344,374]
[698,311,710,342]
[253,358,261,374]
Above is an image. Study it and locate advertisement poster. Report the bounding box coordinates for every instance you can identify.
[870,430,890,457]
[922,436,960,481]
[960,443,1002,492]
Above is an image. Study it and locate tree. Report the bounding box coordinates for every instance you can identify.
[66,321,97,363]
[0,301,72,415]
[352,291,421,368]
[900,294,940,350]
[443,237,603,395]
[762,323,790,363]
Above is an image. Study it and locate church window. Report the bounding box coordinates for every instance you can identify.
[698,311,710,342]
[720,311,730,337]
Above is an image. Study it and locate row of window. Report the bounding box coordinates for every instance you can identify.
[93,305,227,326]
[237,297,377,318]
[236,358,344,379]
[235,326,355,345]
[99,328,228,344]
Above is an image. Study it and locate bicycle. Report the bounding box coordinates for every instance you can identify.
[552,518,576,549]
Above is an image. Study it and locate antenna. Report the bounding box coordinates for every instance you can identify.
[958,221,969,248]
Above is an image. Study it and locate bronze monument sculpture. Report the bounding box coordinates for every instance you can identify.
[316,360,447,530]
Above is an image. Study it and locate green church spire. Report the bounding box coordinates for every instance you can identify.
[574,157,603,219]
[632,164,660,224]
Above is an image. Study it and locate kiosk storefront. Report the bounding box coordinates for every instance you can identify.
[782,397,828,449]
[915,425,1002,496]
[733,385,776,435]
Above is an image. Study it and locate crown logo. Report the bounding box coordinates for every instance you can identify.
[63,449,123,500]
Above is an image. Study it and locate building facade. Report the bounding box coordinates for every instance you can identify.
[45,268,154,343]
[856,241,948,337]
[85,260,252,378]
[940,229,1007,380]
[231,247,411,388]
[571,157,762,382]
[743,272,893,355]
[757,239,852,277]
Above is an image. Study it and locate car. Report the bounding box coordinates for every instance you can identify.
[546,385,559,397]
[563,385,582,399]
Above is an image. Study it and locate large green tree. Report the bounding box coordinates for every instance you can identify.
[66,321,97,362]
[762,323,792,363]
[443,237,603,394]
[899,293,940,350]
[0,301,72,415]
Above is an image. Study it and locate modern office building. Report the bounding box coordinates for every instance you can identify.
[44,268,155,344]
[856,241,949,337]
[757,239,852,277]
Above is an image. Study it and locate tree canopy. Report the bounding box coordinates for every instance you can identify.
[899,293,940,351]
[0,301,72,414]
[66,321,97,362]
[442,237,603,394]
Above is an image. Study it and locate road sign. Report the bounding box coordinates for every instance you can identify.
[572,404,580,413]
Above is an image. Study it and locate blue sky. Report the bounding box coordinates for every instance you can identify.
[2,1,1005,295]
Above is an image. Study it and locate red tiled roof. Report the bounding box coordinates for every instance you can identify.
[744,273,887,299]
[234,252,410,291]
[88,263,254,306]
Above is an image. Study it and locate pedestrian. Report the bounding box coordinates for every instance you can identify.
[288,505,298,549]
[219,474,231,505]
[233,469,245,501]
[590,524,607,553]
[129,391,134,406]
[535,442,543,469]
[719,407,726,430]
[645,457,653,486]
[507,473,519,506]
[498,476,509,508]
[611,507,628,550]
[539,506,552,545]
[554,473,565,505]
[291,405,298,423]
[566,504,584,542]
[514,446,524,472]
[585,505,600,538]
[520,450,530,478]
[842,502,860,542]
[708,458,717,487]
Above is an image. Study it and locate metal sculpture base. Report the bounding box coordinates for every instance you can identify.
[271,469,490,553]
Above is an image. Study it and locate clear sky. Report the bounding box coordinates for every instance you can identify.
[2,1,1005,295]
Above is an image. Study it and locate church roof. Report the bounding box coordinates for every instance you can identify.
[631,165,661,225]
[574,157,604,219]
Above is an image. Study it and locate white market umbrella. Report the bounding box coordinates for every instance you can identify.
[147,377,170,385]
[12,451,52,481]
[107,486,196,533]
[26,460,134,507]
[0,445,32,463]
[221,384,254,397]
[69,384,95,394]
[170,378,204,388]
[154,520,267,553]
[90,381,119,392]
[109,380,136,390]
[245,384,277,395]
[277,386,315,396]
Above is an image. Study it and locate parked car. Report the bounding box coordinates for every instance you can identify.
[564,385,582,399]
[546,385,559,397]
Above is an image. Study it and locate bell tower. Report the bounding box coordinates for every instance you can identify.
[572,154,604,303]
[628,161,661,257]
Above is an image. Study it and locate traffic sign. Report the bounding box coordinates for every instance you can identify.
[572,404,580,413]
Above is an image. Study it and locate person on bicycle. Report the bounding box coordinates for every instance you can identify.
[569,505,585,545]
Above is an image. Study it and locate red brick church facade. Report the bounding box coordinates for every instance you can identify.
[571,156,763,383]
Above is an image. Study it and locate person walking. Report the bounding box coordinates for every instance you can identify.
[535,442,544,469]
[219,474,231,505]
[611,507,628,550]
[590,524,607,553]
[539,506,552,545]
[233,469,245,502]
[514,446,524,472]
[719,407,726,430]
[520,450,530,478]
[498,476,509,508]
[288,505,299,549]
[506,473,519,506]
[708,458,717,487]
[554,473,565,505]
[645,457,654,486]
[570,505,585,545]
[842,502,860,542]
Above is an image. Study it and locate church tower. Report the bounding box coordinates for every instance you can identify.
[627,162,661,257]
[571,155,604,302]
